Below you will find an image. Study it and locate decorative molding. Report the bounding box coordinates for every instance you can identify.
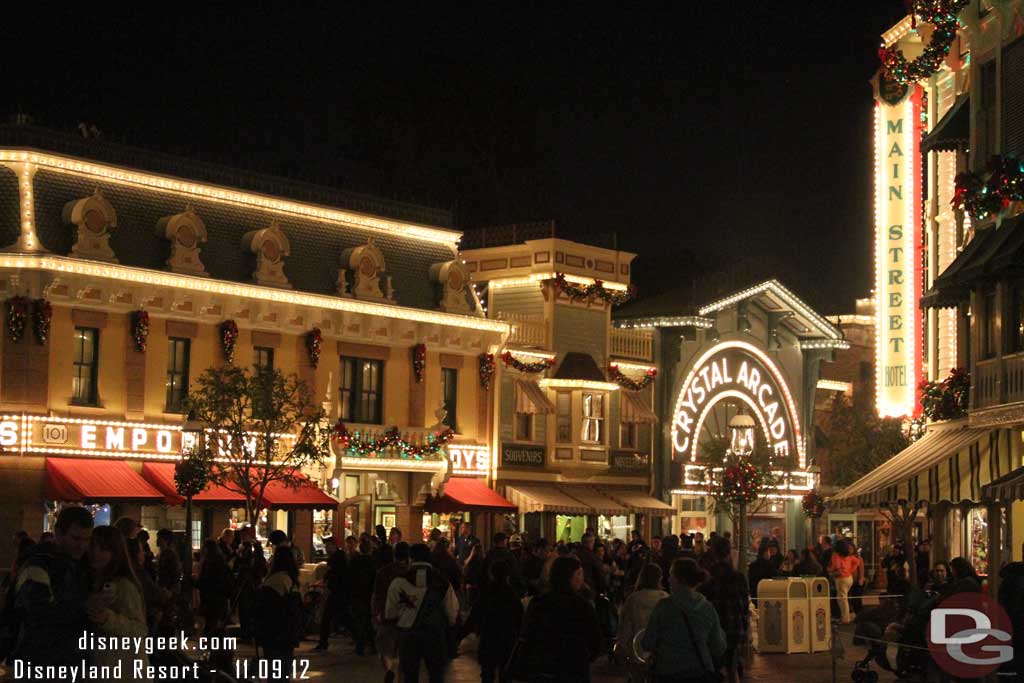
[338,341,391,361]
[342,237,393,303]
[251,330,281,349]
[156,207,208,276]
[241,223,291,289]
[71,308,108,329]
[64,190,118,263]
[429,260,473,314]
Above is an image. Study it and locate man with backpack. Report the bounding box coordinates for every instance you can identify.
[385,543,459,683]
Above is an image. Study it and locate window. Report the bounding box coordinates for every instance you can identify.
[978,60,998,166]
[621,422,638,449]
[340,356,383,424]
[983,289,998,359]
[515,413,534,442]
[166,337,191,413]
[254,346,275,372]
[555,392,572,443]
[441,368,458,432]
[581,392,604,443]
[72,327,99,405]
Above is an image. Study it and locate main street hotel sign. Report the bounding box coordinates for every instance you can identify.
[875,83,923,418]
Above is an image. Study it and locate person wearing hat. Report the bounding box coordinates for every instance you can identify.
[481,533,524,598]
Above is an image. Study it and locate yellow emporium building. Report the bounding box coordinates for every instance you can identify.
[0,127,507,564]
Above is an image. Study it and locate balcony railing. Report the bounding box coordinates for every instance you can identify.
[610,328,653,361]
[499,312,548,348]
[972,353,1024,410]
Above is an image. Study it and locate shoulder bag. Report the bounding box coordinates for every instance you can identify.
[679,605,724,683]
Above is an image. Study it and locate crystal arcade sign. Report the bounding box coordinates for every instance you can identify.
[671,341,804,466]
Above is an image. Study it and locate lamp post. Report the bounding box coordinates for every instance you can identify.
[729,414,755,578]
[180,410,207,590]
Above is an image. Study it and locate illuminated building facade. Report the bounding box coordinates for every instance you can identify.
[461,225,671,543]
[0,127,507,564]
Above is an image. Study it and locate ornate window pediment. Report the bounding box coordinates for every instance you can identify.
[63,190,118,262]
[429,259,473,313]
[340,237,394,302]
[156,207,208,276]
[241,223,291,289]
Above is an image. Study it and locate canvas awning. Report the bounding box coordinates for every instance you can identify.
[921,95,969,152]
[620,392,658,424]
[258,478,338,510]
[505,484,592,514]
[45,458,164,504]
[141,462,249,506]
[829,422,1015,507]
[982,466,1024,503]
[601,488,675,516]
[425,477,517,513]
[923,214,1024,308]
[515,379,556,414]
[559,486,630,515]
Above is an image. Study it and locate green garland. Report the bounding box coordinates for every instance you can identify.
[331,420,454,460]
[479,353,496,390]
[131,310,150,353]
[5,296,28,342]
[879,0,968,85]
[802,490,826,519]
[919,367,969,422]
[552,273,636,305]
[710,461,765,505]
[953,155,1024,223]
[502,351,555,374]
[608,364,656,391]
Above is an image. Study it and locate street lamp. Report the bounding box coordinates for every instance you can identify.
[180,410,207,590]
[729,413,756,579]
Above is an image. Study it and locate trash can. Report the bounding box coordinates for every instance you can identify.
[808,576,831,652]
[757,578,810,654]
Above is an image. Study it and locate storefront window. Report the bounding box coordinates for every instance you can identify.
[556,514,587,544]
[969,506,988,575]
[375,505,397,534]
[343,505,359,539]
[598,514,631,542]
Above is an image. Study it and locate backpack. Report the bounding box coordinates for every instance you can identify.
[408,566,449,634]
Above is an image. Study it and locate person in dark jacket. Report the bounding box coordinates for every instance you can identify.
[255,547,302,683]
[126,537,160,635]
[793,548,824,577]
[999,560,1024,679]
[914,541,931,587]
[481,533,524,597]
[430,538,463,592]
[10,506,93,670]
[520,556,603,683]
[372,542,410,683]
[349,538,377,655]
[576,533,607,597]
[315,537,350,651]
[699,538,749,683]
[234,526,266,642]
[468,560,524,683]
[747,546,777,605]
[522,539,548,597]
[657,536,679,592]
[196,540,233,639]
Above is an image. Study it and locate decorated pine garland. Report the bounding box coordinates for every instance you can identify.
[5,296,29,343]
[919,367,969,422]
[31,299,51,345]
[952,155,1024,223]
[412,343,427,383]
[712,461,766,505]
[130,310,150,353]
[608,363,657,391]
[306,327,323,368]
[479,353,496,390]
[878,0,968,86]
[802,490,826,519]
[219,320,239,364]
[501,350,555,374]
[331,420,454,460]
[551,273,636,306]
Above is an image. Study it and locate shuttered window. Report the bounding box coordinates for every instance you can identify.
[1004,36,1024,156]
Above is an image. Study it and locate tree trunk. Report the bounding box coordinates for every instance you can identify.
[184,496,194,591]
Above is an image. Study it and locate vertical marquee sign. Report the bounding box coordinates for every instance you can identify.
[875,84,923,418]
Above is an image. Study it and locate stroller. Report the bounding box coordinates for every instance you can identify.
[851,592,937,682]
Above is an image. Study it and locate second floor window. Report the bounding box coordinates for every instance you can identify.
[581,392,604,443]
[254,346,275,372]
[72,327,99,405]
[983,289,998,359]
[441,368,458,432]
[555,392,572,443]
[166,337,191,413]
[340,356,383,424]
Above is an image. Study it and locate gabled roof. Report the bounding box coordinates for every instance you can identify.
[697,279,842,340]
[552,352,607,383]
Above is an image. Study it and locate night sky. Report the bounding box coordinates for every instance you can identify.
[4,4,908,314]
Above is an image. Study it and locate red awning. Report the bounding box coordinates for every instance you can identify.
[425,477,518,513]
[45,458,165,504]
[140,463,248,506]
[258,478,338,510]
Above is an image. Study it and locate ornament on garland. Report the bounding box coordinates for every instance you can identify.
[130,310,150,353]
[501,351,555,374]
[31,299,51,345]
[331,420,454,460]
[878,0,968,86]
[712,461,765,506]
[608,363,657,391]
[478,353,496,390]
[219,320,239,364]
[5,296,29,343]
[802,490,826,519]
[551,273,636,306]
[919,367,970,422]
[306,328,323,368]
[412,343,427,383]
[952,155,1024,223]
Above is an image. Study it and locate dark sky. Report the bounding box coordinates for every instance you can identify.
[4,3,907,314]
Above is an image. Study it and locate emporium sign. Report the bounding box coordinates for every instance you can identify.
[874,85,923,418]
[671,341,804,466]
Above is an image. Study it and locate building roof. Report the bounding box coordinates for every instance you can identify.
[552,352,607,382]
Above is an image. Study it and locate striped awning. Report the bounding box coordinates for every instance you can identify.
[620,392,658,425]
[982,466,1024,503]
[829,422,1016,507]
[515,380,556,415]
[559,486,629,515]
[601,488,675,516]
[505,484,591,514]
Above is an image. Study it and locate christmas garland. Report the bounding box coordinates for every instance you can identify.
[608,363,657,391]
[5,297,28,343]
[878,0,968,86]
[306,327,323,368]
[219,320,239,364]
[802,490,826,519]
[712,461,765,505]
[479,353,496,390]
[31,299,51,345]
[952,155,1024,223]
[919,367,969,422]
[501,350,555,374]
[551,273,636,306]
[130,310,150,353]
[412,344,427,383]
[331,420,454,460]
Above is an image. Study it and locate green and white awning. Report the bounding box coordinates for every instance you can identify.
[830,422,1017,508]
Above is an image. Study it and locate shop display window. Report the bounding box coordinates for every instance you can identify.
[556,514,587,543]
[598,514,631,542]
